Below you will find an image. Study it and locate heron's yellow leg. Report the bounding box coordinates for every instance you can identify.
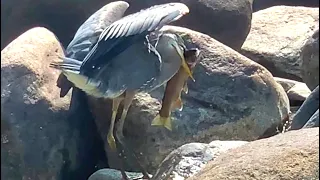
[107,97,122,151]
[116,91,135,144]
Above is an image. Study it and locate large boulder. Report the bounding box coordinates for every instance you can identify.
[126,0,253,50]
[1,27,106,180]
[1,0,252,51]
[88,26,290,173]
[241,6,319,81]
[1,0,112,49]
[187,128,319,180]
[300,29,319,90]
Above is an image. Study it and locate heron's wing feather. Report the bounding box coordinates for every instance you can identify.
[66,1,129,60]
[80,3,189,76]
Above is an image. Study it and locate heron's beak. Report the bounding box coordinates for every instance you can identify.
[171,44,195,81]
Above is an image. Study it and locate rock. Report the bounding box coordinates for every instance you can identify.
[274,77,304,91]
[88,169,146,180]
[301,29,319,90]
[303,109,319,128]
[152,141,247,180]
[287,83,311,102]
[241,6,319,81]
[274,77,311,104]
[136,0,253,50]
[88,26,290,173]
[1,0,252,51]
[253,0,319,12]
[1,27,105,180]
[187,128,319,180]
[290,86,319,130]
[1,0,114,49]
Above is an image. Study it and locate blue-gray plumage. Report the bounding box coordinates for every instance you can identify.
[57,1,129,97]
[50,4,192,176]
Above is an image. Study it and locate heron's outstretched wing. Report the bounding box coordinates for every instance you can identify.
[55,1,129,97]
[80,3,189,76]
[66,1,129,60]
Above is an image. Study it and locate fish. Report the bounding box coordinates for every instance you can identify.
[151,46,199,130]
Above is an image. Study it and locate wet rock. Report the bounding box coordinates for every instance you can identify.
[1,27,105,180]
[187,128,319,180]
[152,141,247,180]
[290,86,319,130]
[89,26,290,173]
[88,168,147,180]
[1,0,252,51]
[301,29,319,90]
[241,6,319,81]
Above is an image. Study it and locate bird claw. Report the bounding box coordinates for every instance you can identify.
[107,133,117,151]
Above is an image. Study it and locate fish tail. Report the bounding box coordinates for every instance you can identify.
[151,115,172,131]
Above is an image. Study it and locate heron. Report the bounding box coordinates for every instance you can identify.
[50,3,194,178]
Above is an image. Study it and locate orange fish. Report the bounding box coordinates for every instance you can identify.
[151,47,199,130]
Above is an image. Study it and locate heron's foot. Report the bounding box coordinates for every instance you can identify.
[151,115,172,131]
[107,132,117,151]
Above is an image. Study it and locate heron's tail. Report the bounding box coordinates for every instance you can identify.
[50,56,101,95]
[50,56,82,74]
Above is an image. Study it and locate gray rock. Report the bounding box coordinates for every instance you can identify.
[1,0,252,51]
[1,27,104,180]
[303,109,319,128]
[152,141,247,180]
[287,83,311,102]
[301,29,319,90]
[88,169,147,180]
[89,26,290,173]
[241,6,319,80]
[274,77,311,102]
[290,86,319,130]
[171,0,253,50]
[274,77,305,91]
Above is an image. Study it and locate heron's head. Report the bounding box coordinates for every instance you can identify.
[166,33,197,81]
